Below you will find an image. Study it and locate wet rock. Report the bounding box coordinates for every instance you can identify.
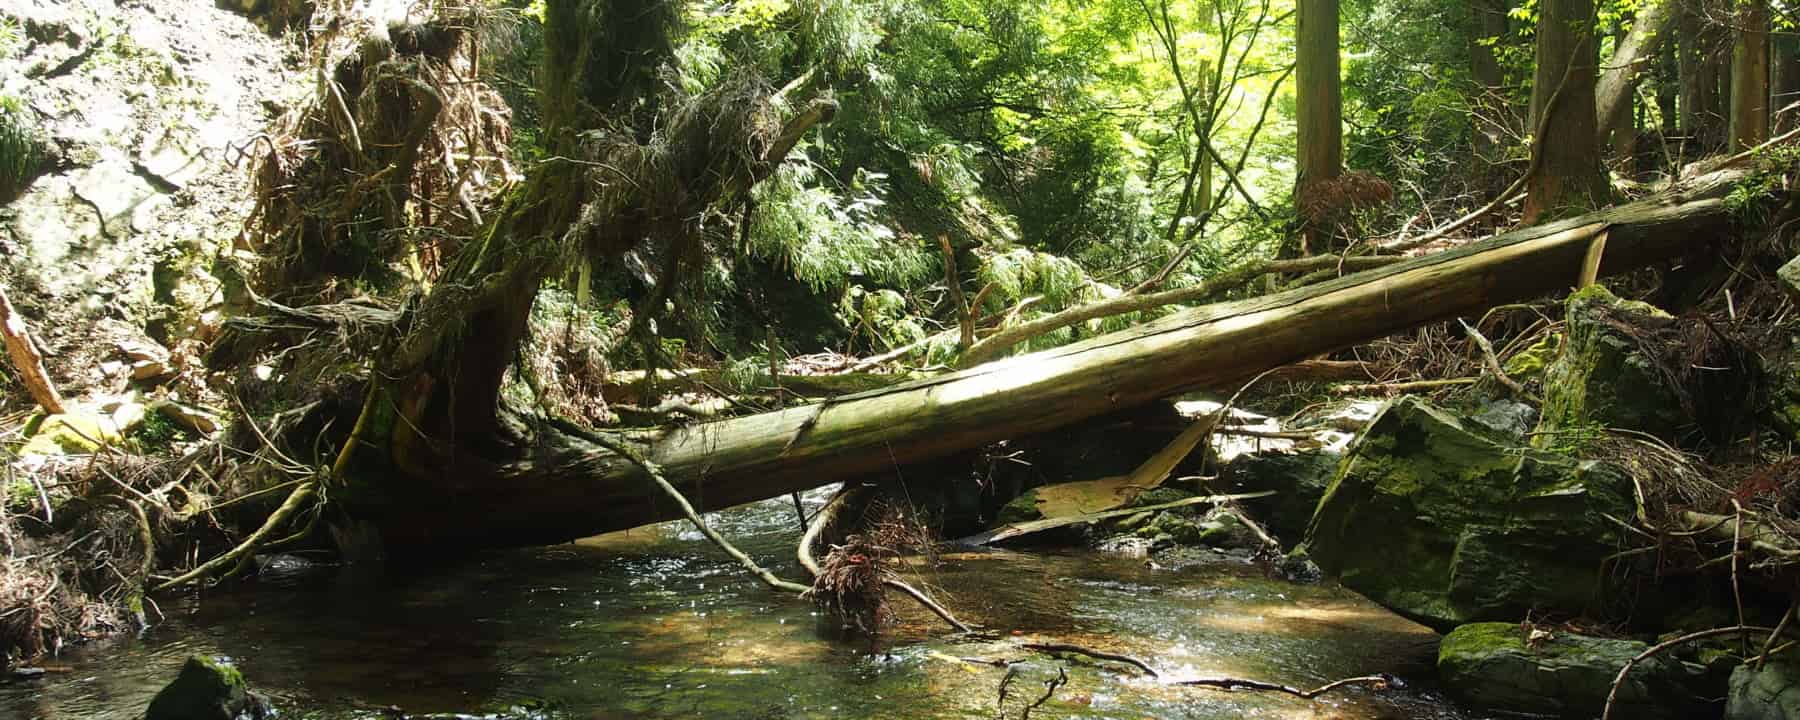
[1300,396,1634,630]
[1438,622,1715,719]
[145,655,271,720]
[1536,284,1686,443]
[1729,657,1800,720]
[1219,448,1339,541]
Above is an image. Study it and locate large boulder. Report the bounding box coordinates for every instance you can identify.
[1301,396,1634,630]
[1730,658,1800,720]
[1536,284,1687,444]
[145,655,270,720]
[1438,622,1715,719]
[1218,448,1340,541]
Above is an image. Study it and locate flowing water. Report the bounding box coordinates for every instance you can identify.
[1,488,1491,719]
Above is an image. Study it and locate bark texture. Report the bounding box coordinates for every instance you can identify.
[1524,0,1607,223]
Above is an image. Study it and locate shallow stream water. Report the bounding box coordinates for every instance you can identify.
[1,488,1491,719]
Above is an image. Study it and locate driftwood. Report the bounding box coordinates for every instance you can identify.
[956,491,1275,546]
[0,285,65,414]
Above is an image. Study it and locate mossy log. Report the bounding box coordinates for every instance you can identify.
[361,169,1758,552]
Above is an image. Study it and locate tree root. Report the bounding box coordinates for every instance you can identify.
[150,479,318,592]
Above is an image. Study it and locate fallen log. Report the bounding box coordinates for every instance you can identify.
[368,168,1757,551]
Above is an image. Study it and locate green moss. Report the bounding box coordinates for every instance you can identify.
[1536,285,1684,447]
[130,412,190,450]
[145,655,259,720]
[1501,332,1560,379]
[1439,622,1713,719]
[1302,397,1634,630]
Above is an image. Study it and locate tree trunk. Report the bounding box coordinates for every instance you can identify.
[0,286,65,414]
[1730,0,1770,150]
[1296,0,1343,252]
[1595,0,1674,150]
[1774,33,1800,133]
[1524,0,1607,223]
[1470,0,1513,189]
[361,169,1755,552]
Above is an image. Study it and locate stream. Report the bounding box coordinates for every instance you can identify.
[1,488,1491,719]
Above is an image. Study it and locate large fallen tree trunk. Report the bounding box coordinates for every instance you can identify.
[365,169,1757,551]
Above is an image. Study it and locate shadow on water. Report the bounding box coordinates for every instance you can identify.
[1,487,1495,719]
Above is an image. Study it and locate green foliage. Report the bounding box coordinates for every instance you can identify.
[749,164,934,293]
[0,96,44,202]
[130,412,191,451]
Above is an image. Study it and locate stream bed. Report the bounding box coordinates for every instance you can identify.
[1,489,1491,719]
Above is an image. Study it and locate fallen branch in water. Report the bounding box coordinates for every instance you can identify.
[584,428,812,595]
[1176,673,1393,699]
[799,483,972,632]
[969,642,1393,702]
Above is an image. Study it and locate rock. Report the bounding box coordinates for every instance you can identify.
[1219,448,1339,541]
[137,126,206,188]
[1779,256,1800,304]
[131,359,172,381]
[145,655,270,720]
[72,155,166,238]
[1730,657,1800,720]
[20,411,127,455]
[117,340,168,362]
[154,400,221,435]
[1536,284,1686,444]
[1300,396,1634,630]
[1465,398,1536,443]
[1438,622,1715,719]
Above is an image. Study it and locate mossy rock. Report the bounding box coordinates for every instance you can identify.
[1729,656,1800,720]
[1502,332,1561,380]
[20,411,128,455]
[145,655,270,720]
[1438,622,1715,719]
[1301,396,1634,630]
[1536,284,1685,445]
[994,489,1044,525]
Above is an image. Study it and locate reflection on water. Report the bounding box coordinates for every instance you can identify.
[1,487,1492,719]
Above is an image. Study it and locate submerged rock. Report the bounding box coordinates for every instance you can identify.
[1438,622,1714,719]
[1730,658,1800,720]
[1301,396,1634,630]
[145,655,270,720]
[1536,284,1686,443]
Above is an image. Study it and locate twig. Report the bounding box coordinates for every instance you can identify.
[151,479,319,591]
[586,429,810,595]
[1020,666,1067,720]
[1758,601,1798,671]
[1600,625,1782,720]
[1177,674,1391,699]
[1022,643,1160,678]
[1458,319,1539,402]
[1329,378,1476,395]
